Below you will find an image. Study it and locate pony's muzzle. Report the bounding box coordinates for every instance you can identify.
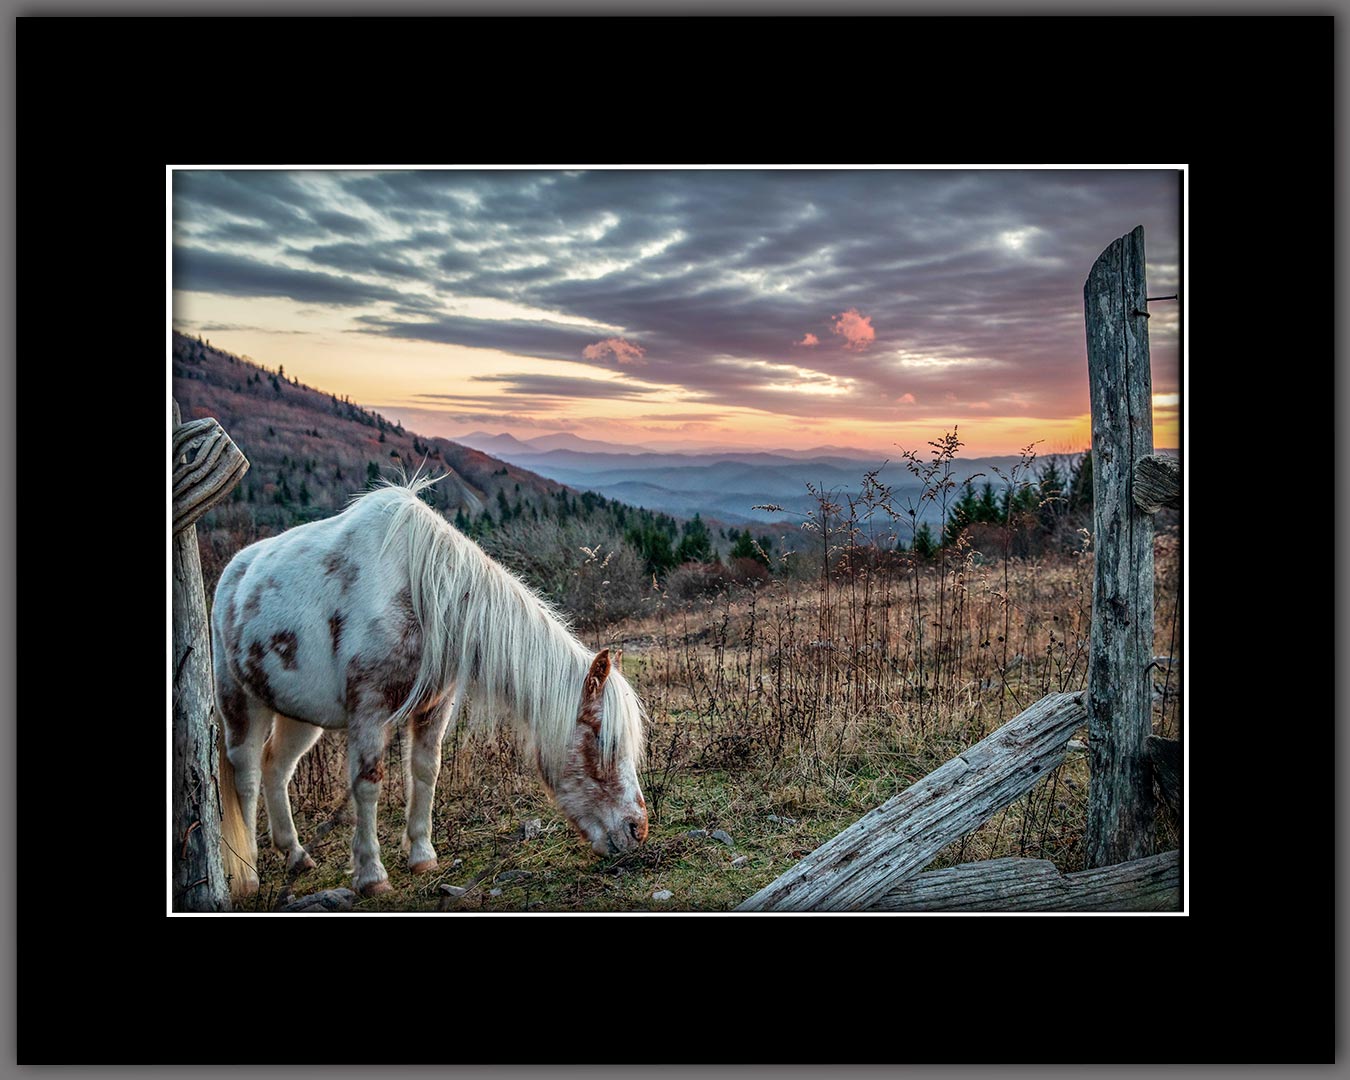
[600,815,648,856]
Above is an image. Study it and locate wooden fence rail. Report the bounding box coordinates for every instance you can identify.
[873,850,1180,912]
[737,692,1087,912]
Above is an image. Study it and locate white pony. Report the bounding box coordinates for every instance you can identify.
[211,475,649,898]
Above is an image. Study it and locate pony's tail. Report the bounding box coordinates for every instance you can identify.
[217,716,258,899]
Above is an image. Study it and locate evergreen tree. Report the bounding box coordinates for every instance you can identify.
[1069,451,1094,513]
[730,530,770,568]
[999,484,1036,521]
[676,513,713,563]
[945,480,981,546]
[978,481,999,523]
[1037,457,1068,529]
[626,523,677,575]
[913,522,936,558]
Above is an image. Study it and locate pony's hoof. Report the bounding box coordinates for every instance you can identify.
[288,852,317,874]
[360,879,393,897]
[408,858,438,874]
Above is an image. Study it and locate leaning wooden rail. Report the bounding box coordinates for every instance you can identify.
[873,850,1180,912]
[737,691,1087,912]
[173,415,249,535]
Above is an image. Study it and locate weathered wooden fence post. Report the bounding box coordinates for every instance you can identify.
[1083,226,1156,867]
[172,399,248,911]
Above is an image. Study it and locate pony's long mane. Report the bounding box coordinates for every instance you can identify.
[356,474,646,783]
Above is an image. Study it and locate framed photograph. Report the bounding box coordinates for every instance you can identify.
[169,166,1184,919]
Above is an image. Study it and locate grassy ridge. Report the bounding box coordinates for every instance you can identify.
[235,535,1180,913]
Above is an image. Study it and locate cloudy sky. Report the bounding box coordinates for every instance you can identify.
[171,169,1181,456]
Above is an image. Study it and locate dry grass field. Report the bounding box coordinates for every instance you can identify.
[232,522,1181,914]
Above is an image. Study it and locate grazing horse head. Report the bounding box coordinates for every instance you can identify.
[546,649,649,857]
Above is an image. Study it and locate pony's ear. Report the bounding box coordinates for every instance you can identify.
[583,649,612,705]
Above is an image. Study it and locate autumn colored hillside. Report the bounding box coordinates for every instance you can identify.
[171,331,690,614]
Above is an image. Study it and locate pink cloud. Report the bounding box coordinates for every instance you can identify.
[832,308,875,350]
[796,332,820,347]
[898,392,916,404]
[583,337,646,365]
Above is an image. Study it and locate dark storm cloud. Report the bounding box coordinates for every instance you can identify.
[437,249,479,273]
[175,171,311,223]
[393,406,575,431]
[640,411,733,422]
[310,209,372,237]
[292,241,427,281]
[352,313,599,359]
[469,373,657,400]
[175,169,1182,417]
[181,320,306,335]
[204,221,285,245]
[173,246,405,307]
[175,171,333,238]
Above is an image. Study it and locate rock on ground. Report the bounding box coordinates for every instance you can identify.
[281,888,356,913]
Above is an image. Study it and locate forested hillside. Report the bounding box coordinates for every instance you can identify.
[171,332,715,619]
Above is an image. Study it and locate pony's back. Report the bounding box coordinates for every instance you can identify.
[212,482,439,731]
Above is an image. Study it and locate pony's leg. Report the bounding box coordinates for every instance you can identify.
[401,705,452,872]
[220,692,271,897]
[347,716,393,896]
[261,714,324,874]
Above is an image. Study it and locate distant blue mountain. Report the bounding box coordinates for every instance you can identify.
[449,437,1095,529]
